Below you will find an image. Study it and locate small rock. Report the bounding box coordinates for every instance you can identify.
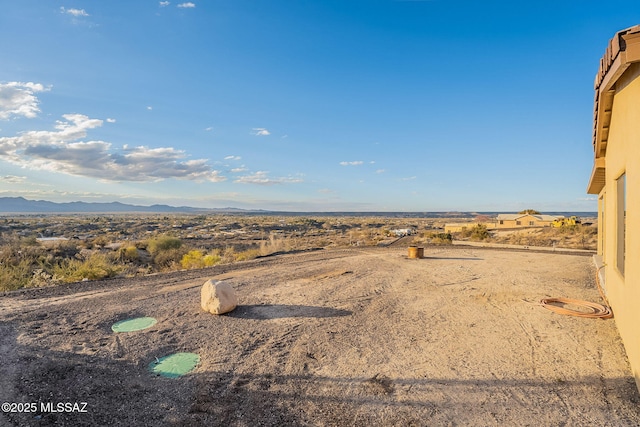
[201,280,237,315]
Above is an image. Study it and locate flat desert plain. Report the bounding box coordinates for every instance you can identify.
[1,246,639,426]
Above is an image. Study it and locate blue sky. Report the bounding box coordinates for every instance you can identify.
[0,1,638,211]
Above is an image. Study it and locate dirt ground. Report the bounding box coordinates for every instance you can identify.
[1,246,639,426]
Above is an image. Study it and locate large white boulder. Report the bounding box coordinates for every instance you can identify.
[200,280,237,315]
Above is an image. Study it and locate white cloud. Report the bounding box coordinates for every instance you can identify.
[60,7,89,17]
[177,2,196,8]
[0,82,50,120]
[146,106,153,110]
[204,126,213,131]
[1,175,26,183]
[251,128,270,136]
[401,176,417,181]
[0,114,226,183]
[224,155,241,160]
[106,118,116,123]
[234,171,303,186]
[376,169,385,174]
[159,1,170,6]
[231,167,248,173]
[339,161,363,166]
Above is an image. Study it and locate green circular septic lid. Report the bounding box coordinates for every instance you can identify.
[149,353,200,378]
[111,317,157,333]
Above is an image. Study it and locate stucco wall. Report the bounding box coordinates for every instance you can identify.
[495,215,553,228]
[600,62,640,390]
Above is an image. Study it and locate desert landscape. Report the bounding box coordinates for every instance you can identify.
[0,213,597,291]
[1,241,639,426]
[4,3,640,426]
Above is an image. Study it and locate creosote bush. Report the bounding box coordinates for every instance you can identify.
[153,248,187,270]
[53,253,121,283]
[147,235,182,255]
[146,235,186,270]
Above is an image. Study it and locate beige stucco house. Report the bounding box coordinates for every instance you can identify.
[495,213,561,228]
[587,25,640,392]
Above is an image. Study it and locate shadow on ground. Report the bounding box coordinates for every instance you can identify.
[228,304,353,320]
[2,318,640,427]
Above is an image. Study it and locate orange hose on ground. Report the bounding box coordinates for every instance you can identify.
[539,297,612,318]
[539,266,613,319]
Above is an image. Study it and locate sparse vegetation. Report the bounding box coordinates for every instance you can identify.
[147,235,182,255]
[414,231,453,246]
[52,252,121,283]
[0,213,596,291]
[460,224,490,241]
[181,249,221,269]
[234,249,261,262]
[119,245,140,262]
[491,224,597,249]
[0,259,32,291]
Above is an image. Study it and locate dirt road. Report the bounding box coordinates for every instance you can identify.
[1,247,639,426]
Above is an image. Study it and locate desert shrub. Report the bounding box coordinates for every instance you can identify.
[147,235,182,255]
[221,247,237,264]
[461,224,490,241]
[259,234,290,255]
[0,259,32,291]
[315,239,331,248]
[181,250,221,269]
[153,248,187,269]
[203,252,221,266]
[27,269,62,288]
[51,241,80,259]
[491,224,597,250]
[504,232,526,245]
[119,245,140,262]
[234,249,261,262]
[147,235,185,269]
[181,250,203,269]
[419,232,452,245]
[23,236,39,246]
[53,253,121,283]
[90,236,109,248]
[0,239,56,291]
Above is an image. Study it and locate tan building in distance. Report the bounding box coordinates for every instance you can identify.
[495,213,561,228]
[587,25,640,392]
[444,213,561,233]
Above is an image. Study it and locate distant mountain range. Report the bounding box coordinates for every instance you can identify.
[0,197,242,213]
[0,197,596,217]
